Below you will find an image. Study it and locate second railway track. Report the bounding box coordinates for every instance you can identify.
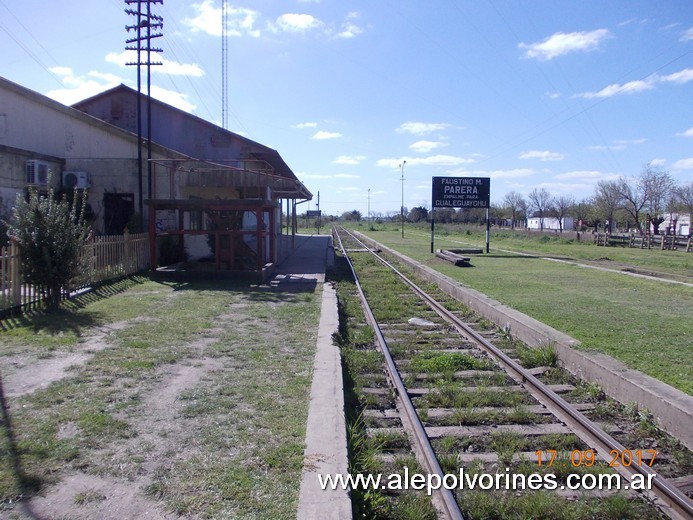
[332,225,693,520]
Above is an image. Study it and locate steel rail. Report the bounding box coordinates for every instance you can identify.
[342,227,693,520]
[334,229,465,520]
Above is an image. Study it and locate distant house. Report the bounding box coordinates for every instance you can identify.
[0,76,311,277]
[660,213,691,235]
[526,216,574,231]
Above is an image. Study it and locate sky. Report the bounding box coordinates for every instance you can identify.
[1,0,692,217]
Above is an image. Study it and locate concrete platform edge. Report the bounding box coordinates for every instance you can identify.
[353,230,693,451]
[297,282,352,519]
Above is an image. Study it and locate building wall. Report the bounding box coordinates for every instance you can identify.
[526,217,575,231]
[0,77,189,234]
[75,89,251,165]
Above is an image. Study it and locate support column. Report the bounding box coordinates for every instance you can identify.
[148,204,156,272]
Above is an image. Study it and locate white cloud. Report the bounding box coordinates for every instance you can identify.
[312,130,342,140]
[150,86,197,113]
[106,51,204,77]
[650,158,667,167]
[46,69,123,106]
[614,138,647,146]
[185,1,260,38]
[519,150,564,161]
[409,140,447,153]
[293,122,318,129]
[337,22,364,39]
[46,69,197,113]
[578,77,655,98]
[554,170,603,180]
[336,13,364,38]
[274,13,323,33]
[678,127,693,138]
[661,68,693,85]
[672,158,693,170]
[334,155,366,165]
[519,29,611,60]
[681,27,693,42]
[576,67,693,98]
[396,121,450,135]
[50,66,73,76]
[334,173,360,178]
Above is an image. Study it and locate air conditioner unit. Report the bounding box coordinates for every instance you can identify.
[26,160,50,185]
[62,171,90,189]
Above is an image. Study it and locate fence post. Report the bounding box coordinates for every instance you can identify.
[123,228,131,274]
[10,241,21,307]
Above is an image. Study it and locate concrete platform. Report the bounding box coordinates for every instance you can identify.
[270,234,334,288]
[274,235,351,519]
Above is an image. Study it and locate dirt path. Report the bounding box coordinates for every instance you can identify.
[4,319,225,519]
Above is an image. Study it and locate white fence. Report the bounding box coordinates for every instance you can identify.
[1,231,150,314]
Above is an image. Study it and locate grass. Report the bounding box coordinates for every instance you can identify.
[349,223,693,394]
[409,351,492,372]
[0,277,321,518]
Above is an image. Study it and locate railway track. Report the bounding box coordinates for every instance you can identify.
[333,226,693,520]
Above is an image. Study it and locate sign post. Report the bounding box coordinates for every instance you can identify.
[431,176,491,253]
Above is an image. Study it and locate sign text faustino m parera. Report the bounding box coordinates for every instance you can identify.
[431,177,490,209]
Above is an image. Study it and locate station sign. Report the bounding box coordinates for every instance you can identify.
[431,176,490,209]
[306,210,322,217]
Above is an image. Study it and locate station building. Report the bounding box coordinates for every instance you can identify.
[0,76,311,279]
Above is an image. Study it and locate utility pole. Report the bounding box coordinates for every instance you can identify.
[368,188,370,222]
[125,0,163,222]
[399,160,406,238]
[317,191,321,234]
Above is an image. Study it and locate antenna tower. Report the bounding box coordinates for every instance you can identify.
[222,0,228,129]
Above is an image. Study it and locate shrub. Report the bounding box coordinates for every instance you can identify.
[7,186,90,307]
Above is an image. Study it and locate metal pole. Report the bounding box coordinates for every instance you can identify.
[486,208,490,253]
[400,160,406,238]
[367,188,370,222]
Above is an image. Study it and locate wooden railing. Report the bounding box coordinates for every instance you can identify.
[594,232,692,252]
[1,231,150,314]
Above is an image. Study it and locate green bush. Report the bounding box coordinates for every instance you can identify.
[6,186,90,306]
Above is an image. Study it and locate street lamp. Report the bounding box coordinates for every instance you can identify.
[399,160,406,238]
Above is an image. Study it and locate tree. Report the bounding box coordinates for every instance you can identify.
[617,164,675,234]
[572,197,594,231]
[594,180,622,232]
[528,188,551,230]
[641,164,675,234]
[674,182,693,236]
[549,195,574,232]
[341,210,362,222]
[503,191,526,229]
[7,187,90,307]
[431,208,455,223]
[408,206,428,223]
